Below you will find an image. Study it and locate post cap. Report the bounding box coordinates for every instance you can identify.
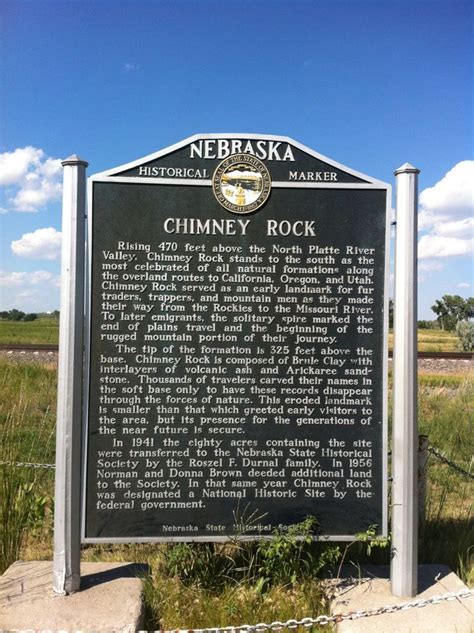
[394,163,420,176]
[62,155,89,168]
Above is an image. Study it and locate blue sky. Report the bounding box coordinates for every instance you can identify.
[1,0,472,318]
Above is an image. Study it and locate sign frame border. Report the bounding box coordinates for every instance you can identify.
[81,134,391,543]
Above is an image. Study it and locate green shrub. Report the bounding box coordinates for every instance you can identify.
[456,320,474,351]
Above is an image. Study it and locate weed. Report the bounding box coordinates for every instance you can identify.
[255,516,323,588]
[161,542,235,590]
[335,525,390,579]
[159,517,322,590]
[458,546,474,586]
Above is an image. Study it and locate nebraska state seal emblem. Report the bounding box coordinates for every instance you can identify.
[212,154,271,214]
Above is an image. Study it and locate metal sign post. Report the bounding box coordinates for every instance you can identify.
[391,163,420,597]
[53,155,88,594]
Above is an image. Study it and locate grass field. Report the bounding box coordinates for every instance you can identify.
[0,359,472,628]
[388,328,459,352]
[416,329,459,352]
[0,317,59,345]
[0,319,464,352]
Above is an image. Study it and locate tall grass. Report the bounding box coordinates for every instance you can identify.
[142,575,329,630]
[0,361,56,573]
[418,376,473,582]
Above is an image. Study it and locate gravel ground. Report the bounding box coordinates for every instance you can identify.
[0,350,58,365]
[416,358,472,375]
[0,350,472,375]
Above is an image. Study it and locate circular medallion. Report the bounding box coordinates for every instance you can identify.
[212,154,271,214]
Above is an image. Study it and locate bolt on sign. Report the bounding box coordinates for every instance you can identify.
[83,135,390,542]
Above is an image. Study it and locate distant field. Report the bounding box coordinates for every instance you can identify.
[0,318,59,345]
[391,328,459,352]
[0,319,462,352]
[416,329,459,352]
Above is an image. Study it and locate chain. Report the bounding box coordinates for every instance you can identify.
[0,460,55,470]
[428,447,474,480]
[3,448,471,480]
[3,449,472,479]
[138,588,472,633]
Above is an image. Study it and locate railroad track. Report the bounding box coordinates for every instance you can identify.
[0,343,472,360]
[404,351,472,360]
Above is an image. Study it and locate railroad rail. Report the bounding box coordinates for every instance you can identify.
[410,351,472,360]
[0,343,472,360]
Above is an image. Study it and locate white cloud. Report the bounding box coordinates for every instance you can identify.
[11,227,62,260]
[0,269,61,311]
[15,289,43,303]
[433,217,474,238]
[418,161,474,260]
[0,270,61,287]
[418,235,474,259]
[0,147,44,186]
[0,272,28,287]
[123,63,143,73]
[419,160,473,218]
[419,260,444,273]
[457,282,471,288]
[0,147,62,212]
[418,259,444,283]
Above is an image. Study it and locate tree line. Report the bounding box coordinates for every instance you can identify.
[0,309,60,322]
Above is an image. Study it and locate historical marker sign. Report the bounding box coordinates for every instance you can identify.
[83,135,390,541]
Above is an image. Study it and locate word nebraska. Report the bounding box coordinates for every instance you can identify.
[189,139,295,161]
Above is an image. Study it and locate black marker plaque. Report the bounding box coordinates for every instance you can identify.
[84,135,389,540]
